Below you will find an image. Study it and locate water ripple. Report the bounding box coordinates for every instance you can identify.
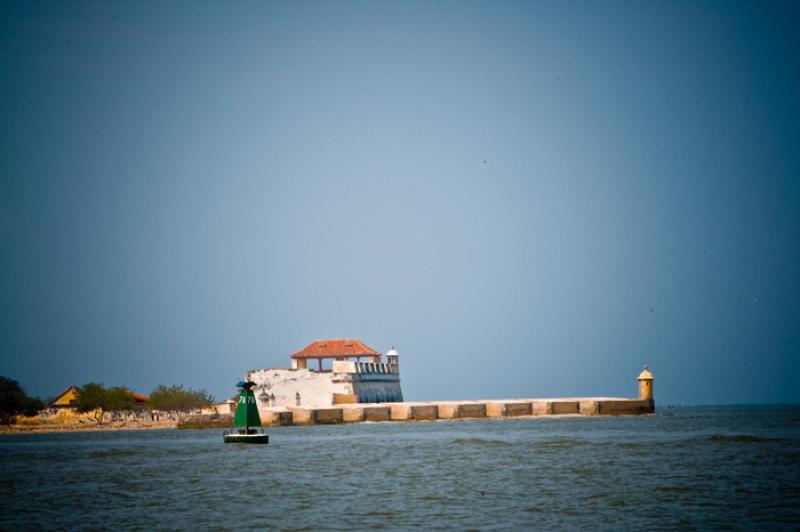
[2,406,800,529]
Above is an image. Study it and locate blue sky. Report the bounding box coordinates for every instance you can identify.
[1,1,798,405]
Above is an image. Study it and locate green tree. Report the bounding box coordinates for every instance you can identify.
[73,383,134,424]
[148,385,214,418]
[0,376,44,425]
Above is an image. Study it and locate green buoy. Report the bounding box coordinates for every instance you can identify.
[223,381,269,444]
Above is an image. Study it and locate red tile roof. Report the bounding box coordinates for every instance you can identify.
[130,392,149,403]
[291,339,381,359]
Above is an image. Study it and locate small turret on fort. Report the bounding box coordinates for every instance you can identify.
[638,366,654,401]
[385,346,399,370]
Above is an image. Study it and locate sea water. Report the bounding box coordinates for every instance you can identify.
[2,405,799,529]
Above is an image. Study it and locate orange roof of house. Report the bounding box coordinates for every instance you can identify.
[130,392,149,403]
[291,339,381,359]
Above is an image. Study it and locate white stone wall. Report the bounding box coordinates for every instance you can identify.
[247,368,354,408]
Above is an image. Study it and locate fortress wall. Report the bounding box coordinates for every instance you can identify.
[342,406,365,422]
[363,405,392,421]
[356,362,399,374]
[352,377,403,403]
[332,360,400,375]
[314,408,344,424]
[288,407,315,425]
[503,401,534,417]
[597,399,654,415]
[261,409,293,426]
[485,401,535,417]
[528,400,580,415]
[550,401,580,415]
[333,393,359,404]
[248,363,404,408]
[340,405,393,422]
[458,403,487,418]
[532,401,551,415]
[576,399,654,415]
[579,400,600,415]
[390,403,439,421]
[437,403,458,419]
[247,368,354,408]
[256,397,653,427]
[440,402,487,419]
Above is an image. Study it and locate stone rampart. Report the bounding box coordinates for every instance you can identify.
[390,403,438,421]
[352,379,403,403]
[314,408,344,424]
[550,401,580,415]
[261,409,293,426]
[596,399,654,415]
[439,402,487,419]
[254,397,653,427]
[486,401,532,417]
[341,405,393,422]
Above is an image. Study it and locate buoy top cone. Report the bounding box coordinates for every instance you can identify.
[233,381,262,431]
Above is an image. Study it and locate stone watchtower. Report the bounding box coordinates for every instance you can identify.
[385,346,399,369]
[638,366,654,402]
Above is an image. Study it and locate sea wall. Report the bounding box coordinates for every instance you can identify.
[258,397,654,427]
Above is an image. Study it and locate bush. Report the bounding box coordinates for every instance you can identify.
[148,385,214,415]
[0,377,44,425]
[73,383,134,424]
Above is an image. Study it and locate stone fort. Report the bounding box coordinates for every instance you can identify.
[247,339,403,409]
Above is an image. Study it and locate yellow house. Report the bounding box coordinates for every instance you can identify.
[48,386,150,409]
[50,386,80,408]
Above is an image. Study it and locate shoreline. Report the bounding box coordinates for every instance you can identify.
[0,412,648,435]
[0,422,178,435]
